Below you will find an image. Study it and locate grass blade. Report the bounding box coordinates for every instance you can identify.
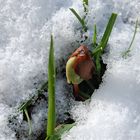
[46,123,75,140]
[99,13,117,50]
[93,13,117,55]
[24,109,32,135]
[55,123,75,137]
[122,19,138,58]
[128,19,138,50]
[92,13,117,75]
[69,8,87,31]
[83,0,88,12]
[69,8,84,26]
[95,53,101,75]
[47,35,56,137]
[83,0,88,5]
[93,24,97,47]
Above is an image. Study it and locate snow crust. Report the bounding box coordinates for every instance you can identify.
[0,0,140,139]
[62,0,140,140]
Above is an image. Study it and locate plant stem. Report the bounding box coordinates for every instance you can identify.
[122,19,138,58]
[83,0,88,13]
[83,0,88,6]
[47,35,56,137]
[128,19,138,51]
[95,53,101,75]
[93,24,97,47]
[24,109,32,135]
[69,8,87,32]
[92,13,117,75]
[93,13,117,55]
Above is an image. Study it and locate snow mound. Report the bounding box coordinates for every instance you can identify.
[0,0,79,139]
[62,0,140,140]
[0,104,16,140]
[0,0,140,139]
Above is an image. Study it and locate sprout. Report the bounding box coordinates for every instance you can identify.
[66,45,95,98]
[66,45,95,85]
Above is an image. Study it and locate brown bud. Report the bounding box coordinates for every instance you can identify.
[69,45,95,82]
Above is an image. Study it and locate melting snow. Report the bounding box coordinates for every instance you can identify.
[0,0,140,139]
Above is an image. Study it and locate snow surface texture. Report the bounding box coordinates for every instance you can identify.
[62,0,140,140]
[0,0,140,140]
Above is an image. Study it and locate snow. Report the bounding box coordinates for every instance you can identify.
[0,104,16,140]
[0,0,140,139]
[62,0,140,140]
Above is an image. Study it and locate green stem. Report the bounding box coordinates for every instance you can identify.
[83,0,88,13]
[69,8,87,32]
[83,0,88,6]
[95,53,101,76]
[93,24,97,47]
[47,35,56,137]
[92,46,103,55]
[92,13,117,75]
[128,19,138,51]
[24,109,32,135]
[93,13,117,57]
[122,19,138,58]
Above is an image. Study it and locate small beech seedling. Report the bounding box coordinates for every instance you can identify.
[66,45,95,98]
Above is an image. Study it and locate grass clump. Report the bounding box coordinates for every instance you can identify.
[70,1,117,76]
[69,3,117,99]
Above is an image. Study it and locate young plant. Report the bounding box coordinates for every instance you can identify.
[92,13,117,75]
[46,35,56,139]
[47,123,75,140]
[24,108,32,135]
[83,0,88,13]
[70,0,89,33]
[69,8,87,32]
[66,45,95,99]
[46,35,75,140]
[83,0,88,6]
[122,19,138,58]
[93,24,97,47]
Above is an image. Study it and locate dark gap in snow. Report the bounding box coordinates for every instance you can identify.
[74,59,107,101]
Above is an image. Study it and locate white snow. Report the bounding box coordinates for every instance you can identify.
[62,0,140,140]
[0,104,16,140]
[0,0,140,139]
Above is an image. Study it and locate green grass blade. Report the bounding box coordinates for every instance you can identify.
[18,99,33,112]
[24,109,32,135]
[95,53,101,75]
[69,8,86,31]
[93,13,117,55]
[83,0,88,12]
[47,35,56,137]
[122,19,138,58]
[55,123,75,137]
[92,13,117,75]
[46,123,75,140]
[83,0,88,5]
[93,24,97,47]
[128,19,138,50]
[99,13,117,50]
